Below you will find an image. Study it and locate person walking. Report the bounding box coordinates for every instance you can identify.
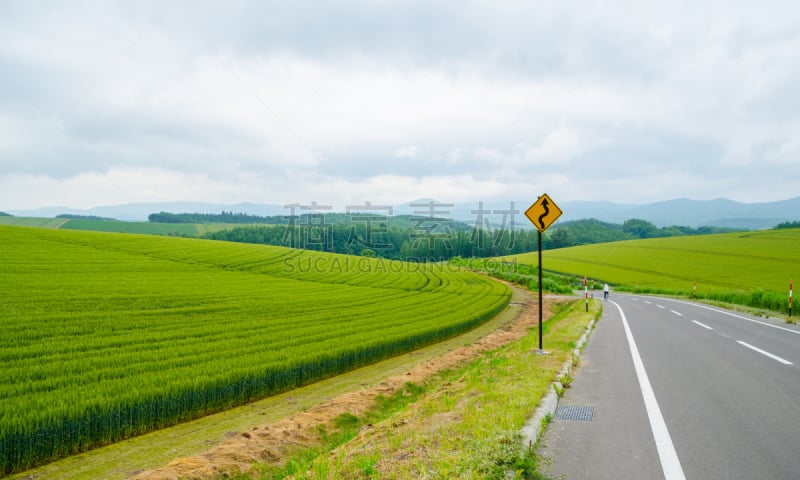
[603,283,609,301]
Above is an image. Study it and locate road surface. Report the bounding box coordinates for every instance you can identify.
[540,293,800,480]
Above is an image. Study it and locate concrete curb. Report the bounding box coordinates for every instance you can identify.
[519,311,598,449]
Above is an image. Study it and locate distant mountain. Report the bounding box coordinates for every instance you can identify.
[598,197,800,229]
[399,197,800,230]
[7,197,800,230]
[9,202,288,222]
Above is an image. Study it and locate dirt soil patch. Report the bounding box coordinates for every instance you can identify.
[131,292,555,480]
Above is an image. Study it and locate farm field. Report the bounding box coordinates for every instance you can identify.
[508,228,800,312]
[0,216,68,229]
[58,218,200,236]
[0,216,241,237]
[0,225,510,476]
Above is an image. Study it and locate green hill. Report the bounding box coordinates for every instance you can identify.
[0,216,244,237]
[0,225,510,475]
[507,228,800,314]
[0,216,69,228]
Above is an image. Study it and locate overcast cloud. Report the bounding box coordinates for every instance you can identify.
[1,0,799,210]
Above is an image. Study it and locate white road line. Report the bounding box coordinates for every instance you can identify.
[668,299,800,336]
[610,300,687,480]
[657,304,665,309]
[670,310,683,317]
[736,341,794,365]
[644,300,652,305]
[692,320,713,330]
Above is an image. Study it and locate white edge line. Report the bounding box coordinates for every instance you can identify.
[668,299,800,335]
[611,300,687,480]
[691,320,713,330]
[736,341,793,365]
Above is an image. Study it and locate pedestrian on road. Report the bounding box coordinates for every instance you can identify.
[603,283,609,300]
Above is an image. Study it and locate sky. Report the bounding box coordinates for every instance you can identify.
[2,0,800,211]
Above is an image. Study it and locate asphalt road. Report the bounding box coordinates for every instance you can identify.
[540,293,800,480]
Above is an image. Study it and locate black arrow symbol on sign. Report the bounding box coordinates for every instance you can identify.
[538,199,550,230]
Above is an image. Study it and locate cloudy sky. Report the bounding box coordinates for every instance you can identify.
[2,0,799,210]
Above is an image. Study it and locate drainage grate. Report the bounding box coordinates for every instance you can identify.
[554,405,594,421]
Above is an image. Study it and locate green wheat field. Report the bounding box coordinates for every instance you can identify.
[0,225,509,475]
[508,228,800,312]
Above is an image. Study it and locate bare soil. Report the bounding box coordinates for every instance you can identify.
[131,292,553,480]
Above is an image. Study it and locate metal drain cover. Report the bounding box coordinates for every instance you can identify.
[554,405,594,421]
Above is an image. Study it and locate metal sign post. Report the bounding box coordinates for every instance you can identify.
[538,230,543,350]
[524,193,563,353]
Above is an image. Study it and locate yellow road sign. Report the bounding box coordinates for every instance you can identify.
[525,193,563,233]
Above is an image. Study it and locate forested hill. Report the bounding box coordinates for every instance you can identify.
[201,214,527,260]
[186,210,740,261]
[554,218,738,246]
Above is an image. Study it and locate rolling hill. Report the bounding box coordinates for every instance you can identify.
[507,228,800,313]
[0,225,510,475]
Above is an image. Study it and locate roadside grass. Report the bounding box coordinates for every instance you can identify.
[244,297,600,480]
[238,382,428,480]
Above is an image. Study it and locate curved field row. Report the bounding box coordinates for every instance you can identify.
[0,226,510,475]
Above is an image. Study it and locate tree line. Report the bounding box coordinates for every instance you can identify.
[197,215,740,261]
[775,220,800,229]
[202,223,540,261]
[550,218,739,247]
[56,214,118,221]
[148,211,285,224]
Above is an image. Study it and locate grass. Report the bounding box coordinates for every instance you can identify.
[243,296,600,480]
[243,382,428,480]
[506,228,800,315]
